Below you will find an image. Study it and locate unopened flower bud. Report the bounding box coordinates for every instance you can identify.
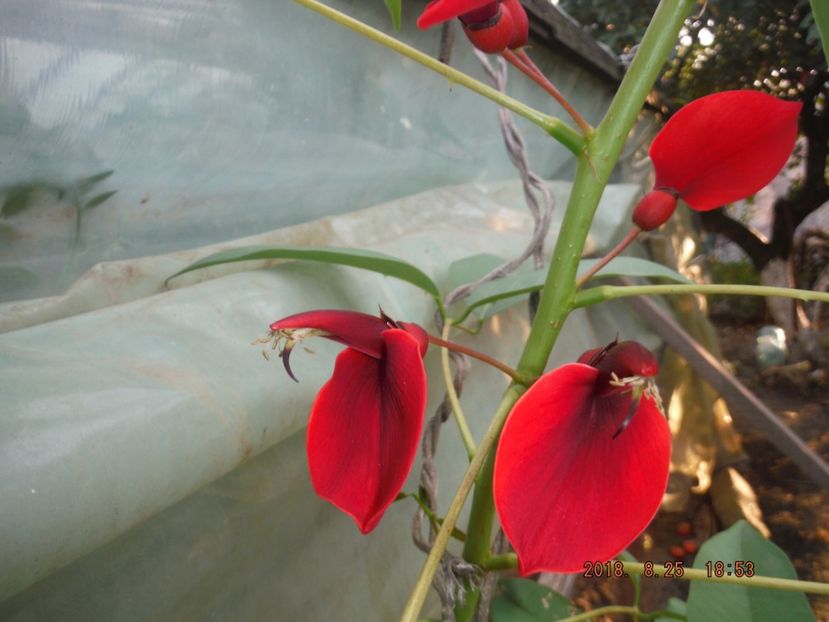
[632,189,678,231]
[462,3,514,53]
[503,0,528,49]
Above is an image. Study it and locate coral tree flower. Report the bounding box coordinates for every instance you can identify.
[493,340,671,574]
[267,310,429,533]
[633,90,802,231]
[417,0,528,53]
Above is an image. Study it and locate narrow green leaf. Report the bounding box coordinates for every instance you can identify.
[165,245,441,298]
[579,256,690,284]
[810,0,829,62]
[382,0,402,30]
[687,521,815,622]
[75,169,114,195]
[490,578,572,622]
[82,190,117,210]
[445,253,511,292]
[454,256,688,323]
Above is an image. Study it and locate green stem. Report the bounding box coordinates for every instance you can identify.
[623,562,829,595]
[399,384,525,622]
[514,0,696,378]
[293,0,584,155]
[558,606,685,622]
[439,322,477,460]
[480,552,517,571]
[574,283,829,309]
[398,493,468,542]
[450,3,697,620]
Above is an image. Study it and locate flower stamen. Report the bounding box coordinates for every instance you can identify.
[255,327,329,382]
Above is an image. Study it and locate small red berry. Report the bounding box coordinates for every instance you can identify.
[675,520,694,537]
[669,545,687,560]
[682,539,699,555]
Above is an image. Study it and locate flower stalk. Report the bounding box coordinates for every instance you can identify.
[574,283,829,309]
[438,321,477,460]
[427,333,527,384]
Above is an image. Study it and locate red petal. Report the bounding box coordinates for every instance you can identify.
[306,329,427,533]
[650,90,801,211]
[270,309,389,359]
[417,0,497,29]
[493,364,671,574]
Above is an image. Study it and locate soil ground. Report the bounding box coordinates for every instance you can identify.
[572,317,829,620]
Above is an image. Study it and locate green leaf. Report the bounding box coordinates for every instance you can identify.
[490,578,572,622]
[82,190,117,210]
[445,253,511,292]
[74,170,114,195]
[655,597,687,622]
[165,245,441,298]
[382,0,402,30]
[1,182,63,218]
[687,521,815,622]
[579,256,690,284]
[454,256,689,322]
[810,0,829,62]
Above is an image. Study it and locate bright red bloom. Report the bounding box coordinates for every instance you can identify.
[633,90,802,230]
[268,310,428,533]
[493,340,671,574]
[417,0,529,53]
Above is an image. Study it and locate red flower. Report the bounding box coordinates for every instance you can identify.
[493,340,671,574]
[267,310,429,533]
[633,90,802,230]
[417,0,528,54]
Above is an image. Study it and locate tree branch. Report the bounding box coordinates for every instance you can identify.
[699,209,772,269]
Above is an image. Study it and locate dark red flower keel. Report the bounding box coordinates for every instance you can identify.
[493,341,670,574]
[307,329,427,533]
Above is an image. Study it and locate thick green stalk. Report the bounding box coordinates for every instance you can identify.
[450,1,696,620]
[516,0,696,375]
[575,283,829,308]
[293,0,584,154]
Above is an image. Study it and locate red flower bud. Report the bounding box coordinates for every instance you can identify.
[417,0,496,30]
[503,0,528,49]
[462,3,515,54]
[418,0,529,53]
[632,189,678,231]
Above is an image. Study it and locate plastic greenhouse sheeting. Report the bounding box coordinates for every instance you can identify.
[0,0,619,304]
[0,180,662,621]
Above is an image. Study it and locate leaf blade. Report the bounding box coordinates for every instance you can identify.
[165,245,441,298]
